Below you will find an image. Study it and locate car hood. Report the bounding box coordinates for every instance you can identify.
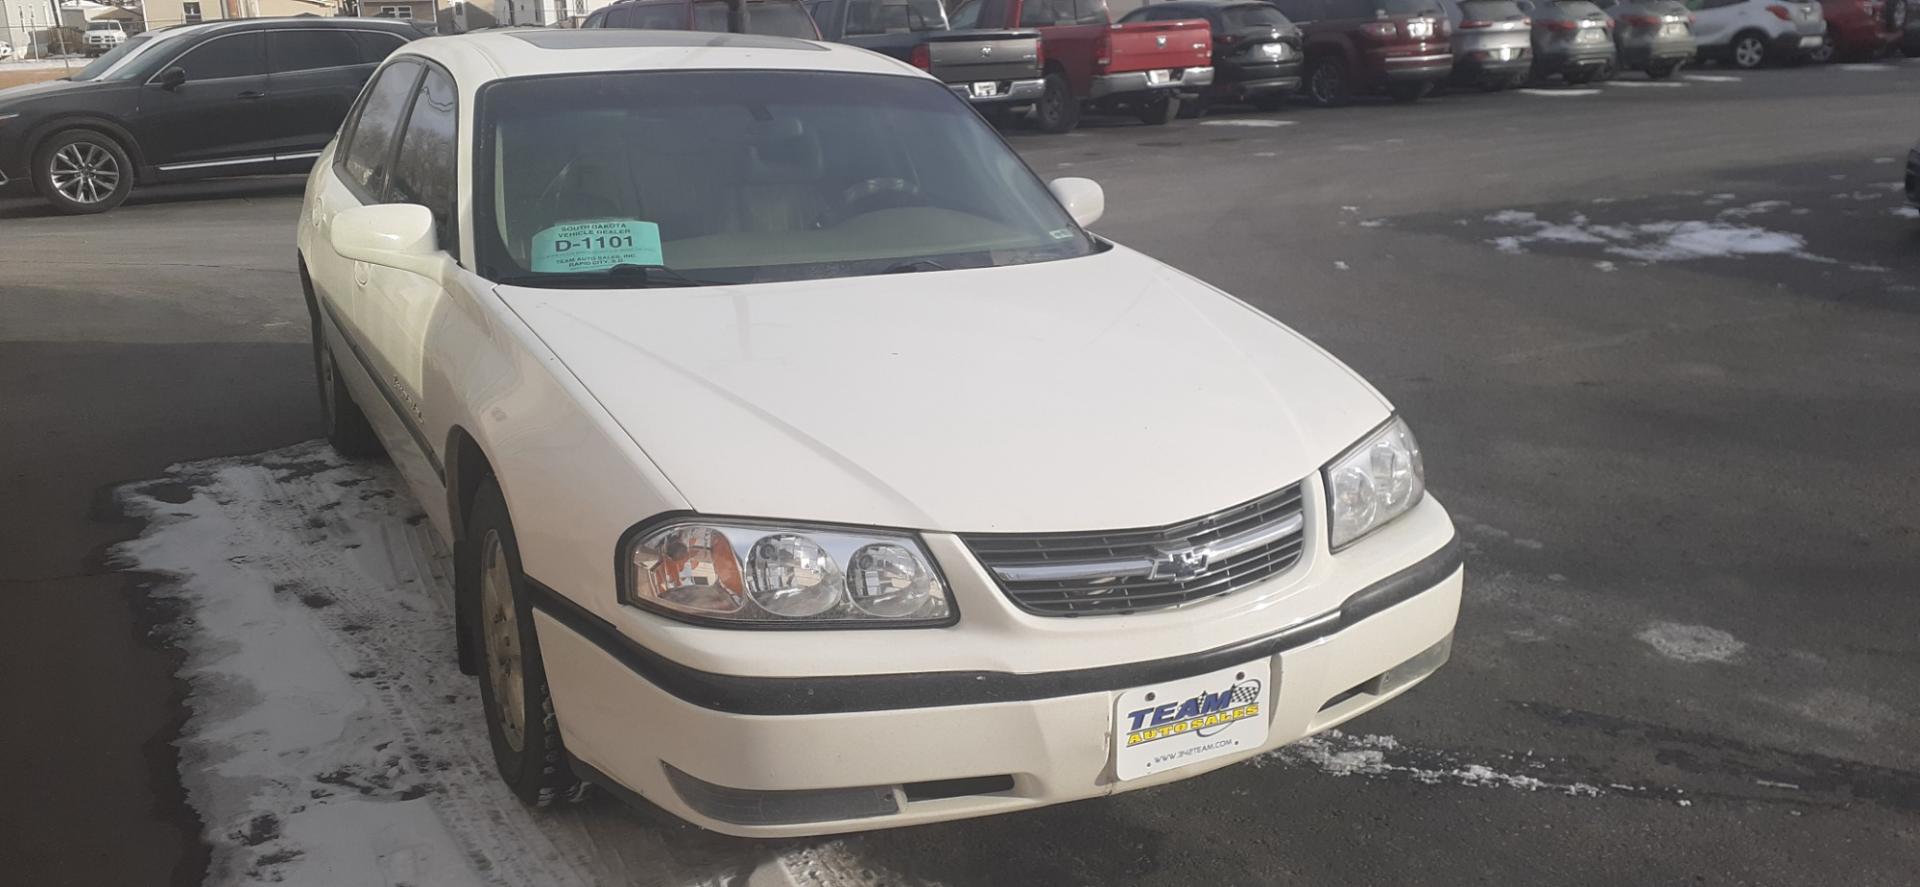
[495,246,1390,533]
[0,77,109,106]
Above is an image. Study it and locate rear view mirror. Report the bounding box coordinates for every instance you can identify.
[1048,177,1105,228]
[331,203,452,282]
[155,66,186,90]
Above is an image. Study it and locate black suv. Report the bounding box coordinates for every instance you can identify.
[0,17,422,214]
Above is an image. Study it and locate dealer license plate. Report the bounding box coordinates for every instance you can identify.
[1799,34,1823,48]
[1407,19,1434,38]
[1145,68,1172,86]
[1660,22,1687,36]
[970,81,1000,98]
[1577,26,1607,43]
[1114,659,1270,781]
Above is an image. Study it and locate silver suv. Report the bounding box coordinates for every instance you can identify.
[1683,0,1824,68]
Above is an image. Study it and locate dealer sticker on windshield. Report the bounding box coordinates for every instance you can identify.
[1114,659,1270,781]
[530,220,664,273]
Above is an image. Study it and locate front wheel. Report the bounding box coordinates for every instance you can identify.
[1304,57,1351,107]
[1033,72,1080,134]
[466,481,591,808]
[1806,35,1834,64]
[1729,31,1769,69]
[1135,93,1181,125]
[33,129,133,215]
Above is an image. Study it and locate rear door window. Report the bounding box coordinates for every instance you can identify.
[269,30,362,74]
[350,31,408,63]
[340,60,422,196]
[845,0,947,33]
[168,32,266,81]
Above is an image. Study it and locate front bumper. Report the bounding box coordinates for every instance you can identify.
[947,77,1045,105]
[1537,45,1617,72]
[534,511,1464,837]
[1088,66,1215,98]
[1771,31,1828,57]
[1453,47,1532,76]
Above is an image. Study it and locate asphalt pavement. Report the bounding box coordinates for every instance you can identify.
[3,61,1918,886]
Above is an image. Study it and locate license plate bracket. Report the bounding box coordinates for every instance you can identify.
[1114,659,1271,781]
[970,80,1000,98]
[1145,68,1173,86]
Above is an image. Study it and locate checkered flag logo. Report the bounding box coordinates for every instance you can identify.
[1230,680,1262,706]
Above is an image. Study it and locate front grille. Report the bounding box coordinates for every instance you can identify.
[962,483,1307,617]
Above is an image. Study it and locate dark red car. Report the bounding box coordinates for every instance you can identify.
[1811,0,1904,59]
[1266,0,1455,105]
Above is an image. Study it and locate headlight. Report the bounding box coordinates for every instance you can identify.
[624,519,954,627]
[1324,416,1425,551]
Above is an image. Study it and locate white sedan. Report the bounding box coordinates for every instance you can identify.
[297,28,1462,837]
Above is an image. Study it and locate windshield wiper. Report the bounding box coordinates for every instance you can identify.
[494,263,719,289]
[882,259,948,274]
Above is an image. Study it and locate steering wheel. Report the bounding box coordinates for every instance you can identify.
[814,177,922,228]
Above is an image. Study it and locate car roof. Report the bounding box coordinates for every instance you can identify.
[397,28,920,85]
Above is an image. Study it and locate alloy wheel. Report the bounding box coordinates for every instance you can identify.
[480,530,526,754]
[1310,62,1344,104]
[47,142,120,206]
[1733,35,1766,68]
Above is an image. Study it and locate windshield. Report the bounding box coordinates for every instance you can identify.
[476,70,1094,287]
[692,0,821,37]
[1222,4,1293,26]
[66,31,158,81]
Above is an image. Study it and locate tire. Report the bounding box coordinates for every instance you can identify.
[1387,80,1432,102]
[1729,30,1768,69]
[1304,56,1351,107]
[1804,34,1835,63]
[1135,93,1180,125]
[1033,72,1080,134]
[33,129,133,215]
[302,265,383,459]
[1176,95,1208,119]
[464,480,591,808]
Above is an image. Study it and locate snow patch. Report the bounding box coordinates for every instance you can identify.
[1262,731,1605,798]
[1636,621,1746,663]
[1483,209,1827,263]
[1834,63,1893,71]
[1333,260,1351,270]
[116,444,801,887]
[1893,206,1920,219]
[1604,80,1685,88]
[1517,88,1600,96]
[1683,73,1741,83]
[1358,218,1386,228]
[1592,261,1617,272]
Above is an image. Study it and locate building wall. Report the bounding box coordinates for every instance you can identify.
[142,0,340,30]
[1,0,63,52]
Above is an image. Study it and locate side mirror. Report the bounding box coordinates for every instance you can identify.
[155,66,186,90]
[1048,176,1105,228]
[330,204,451,281]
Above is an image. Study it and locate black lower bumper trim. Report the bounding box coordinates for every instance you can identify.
[526,533,1462,717]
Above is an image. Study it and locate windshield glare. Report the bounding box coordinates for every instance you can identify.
[477,71,1095,287]
[1223,5,1292,27]
[67,31,157,81]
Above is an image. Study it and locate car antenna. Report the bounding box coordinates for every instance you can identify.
[725,0,750,33]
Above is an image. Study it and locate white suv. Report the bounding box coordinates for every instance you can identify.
[1684,0,1826,67]
[84,22,127,55]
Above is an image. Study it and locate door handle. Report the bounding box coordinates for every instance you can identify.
[237,90,266,100]
[353,261,370,288]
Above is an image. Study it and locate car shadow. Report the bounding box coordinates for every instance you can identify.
[0,175,307,220]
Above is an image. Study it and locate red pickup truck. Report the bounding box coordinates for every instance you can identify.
[950,0,1215,132]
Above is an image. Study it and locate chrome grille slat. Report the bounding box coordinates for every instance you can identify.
[963,483,1307,616]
